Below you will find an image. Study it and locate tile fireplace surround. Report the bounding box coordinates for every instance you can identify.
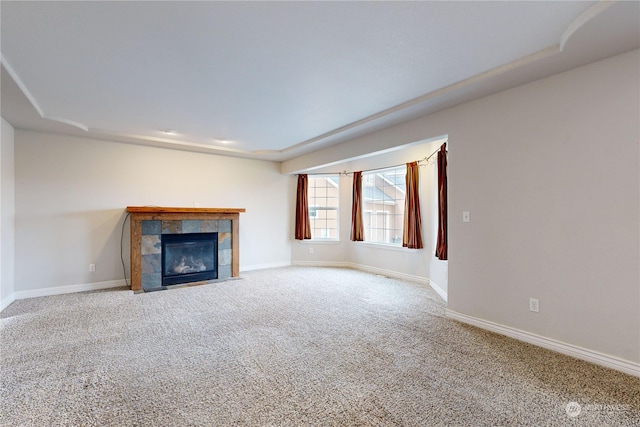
[126,206,245,292]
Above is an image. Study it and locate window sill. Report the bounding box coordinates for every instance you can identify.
[354,241,420,252]
[298,239,341,245]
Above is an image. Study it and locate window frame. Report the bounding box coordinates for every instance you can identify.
[307,175,340,241]
[361,166,406,246]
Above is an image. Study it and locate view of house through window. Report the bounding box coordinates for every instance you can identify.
[308,175,339,240]
[362,167,406,245]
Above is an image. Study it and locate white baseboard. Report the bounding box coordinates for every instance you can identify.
[349,262,429,285]
[428,279,448,302]
[445,309,640,378]
[0,262,294,309]
[292,261,437,292]
[1,262,296,309]
[293,260,429,285]
[3,262,440,310]
[1,292,16,312]
[12,279,129,302]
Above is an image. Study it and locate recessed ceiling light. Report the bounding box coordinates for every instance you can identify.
[214,138,232,144]
[161,129,178,135]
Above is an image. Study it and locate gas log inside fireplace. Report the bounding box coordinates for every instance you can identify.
[161,232,218,285]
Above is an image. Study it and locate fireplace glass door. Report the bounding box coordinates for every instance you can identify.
[161,232,218,285]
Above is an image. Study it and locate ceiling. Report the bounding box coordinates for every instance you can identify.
[1,1,638,162]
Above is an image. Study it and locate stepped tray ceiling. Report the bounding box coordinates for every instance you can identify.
[1,1,638,161]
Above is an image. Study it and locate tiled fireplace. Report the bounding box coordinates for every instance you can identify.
[126,207,245,292]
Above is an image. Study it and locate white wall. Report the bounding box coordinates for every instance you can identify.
[1,118,16,309]
[424,155,448,298]
[14,131,292,293]
[283,49,640,365]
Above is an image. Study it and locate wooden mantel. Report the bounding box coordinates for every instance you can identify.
[126,206,246,215]
[126,206,245,292]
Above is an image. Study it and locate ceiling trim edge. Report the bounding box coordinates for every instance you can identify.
[1,1,616,159]
[282,0,616,156]
[1,53,89,131]
[281,45,560,155]
[1,53,44,117]
[560,0,615,51]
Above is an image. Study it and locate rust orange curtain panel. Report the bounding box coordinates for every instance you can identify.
[295,174,311,240]
[402,161,423,249]
[435,144,448,260]
[350,171,364,241]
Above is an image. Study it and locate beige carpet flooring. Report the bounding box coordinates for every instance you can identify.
[1,266,639,426]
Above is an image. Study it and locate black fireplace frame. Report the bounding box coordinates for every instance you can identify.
[161,232,218,286]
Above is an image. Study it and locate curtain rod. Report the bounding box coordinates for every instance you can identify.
[300,142,447,177]
[424,142,447,163]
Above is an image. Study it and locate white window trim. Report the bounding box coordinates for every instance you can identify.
[362,167,406,246]
[308,175,340,242]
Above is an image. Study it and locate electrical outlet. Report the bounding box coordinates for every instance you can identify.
[89,264,96,272]
[194,202,200,207]
[529,298,539,313]
[309,247,314,254]
[462,211,470,222]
